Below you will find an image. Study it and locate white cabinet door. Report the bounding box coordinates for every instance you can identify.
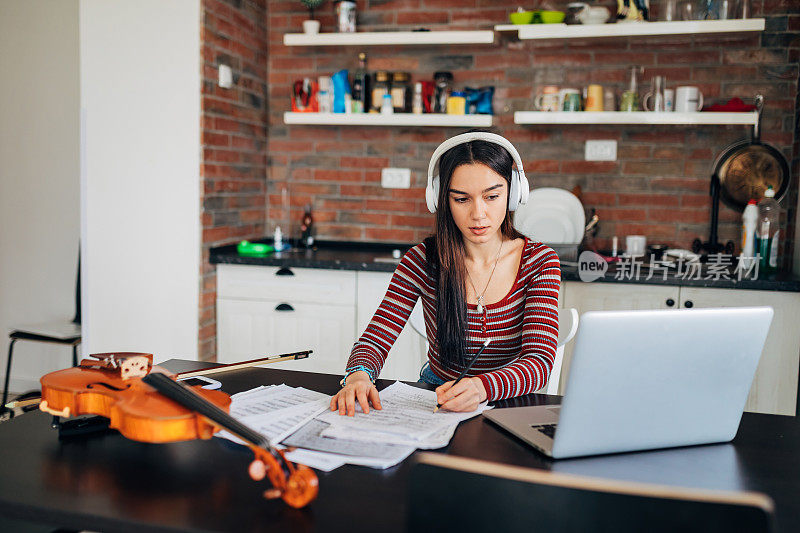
[217,298,356,375]
[558,281,680,394]
[563,281,680,312]
[356,271,427,382]
[679,287,800,416]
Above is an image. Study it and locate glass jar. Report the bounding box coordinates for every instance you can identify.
[371,71,390,113]
[433,71,453,114]
[391,72,411,113]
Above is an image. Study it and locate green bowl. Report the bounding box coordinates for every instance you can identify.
[509,11,535,24]
[539,10,565,23]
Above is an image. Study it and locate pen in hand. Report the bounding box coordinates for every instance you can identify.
[434,338,491,413]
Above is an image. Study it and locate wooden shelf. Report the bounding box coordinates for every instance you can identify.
[514,111,759,125]
[284,112,494,127]
[496,18,765,40]
[284,30,495,46]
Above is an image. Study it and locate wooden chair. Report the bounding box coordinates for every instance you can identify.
[408,452,773,533]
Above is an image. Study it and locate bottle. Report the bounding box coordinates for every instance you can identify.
[412,82,423,114]
[351,52,370,114]
[740,199,758,269]
[371,71,390,113]
[380,93,393,114]
[756,186,781,274]
[273,226,284,252]
[620,66,642,112]
[317,76,333,113]
[300,205,314,248]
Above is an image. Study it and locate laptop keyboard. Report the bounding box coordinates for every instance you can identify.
[532,424,557,439]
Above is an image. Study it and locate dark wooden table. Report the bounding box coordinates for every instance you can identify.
[0,360,799,532]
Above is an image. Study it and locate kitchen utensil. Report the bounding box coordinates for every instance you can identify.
[539,10,566,23]
[534,86,560,112]
[675,86,704,112]
[514,188,586,243]
[509,10,535,24]
[711,95,790,212]
[625,235,647,257]
[643,76,667,112]
[585,84,604,111]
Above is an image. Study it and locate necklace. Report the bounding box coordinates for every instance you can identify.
[466,239,503,315]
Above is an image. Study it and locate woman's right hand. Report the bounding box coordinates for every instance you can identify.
[329,371,383,416]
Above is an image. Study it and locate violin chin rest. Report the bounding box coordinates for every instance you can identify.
[39,401,71,418]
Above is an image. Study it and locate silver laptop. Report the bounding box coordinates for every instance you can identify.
[483,307,773,459]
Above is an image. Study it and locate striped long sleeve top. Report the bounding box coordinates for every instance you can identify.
[345,238,561,401]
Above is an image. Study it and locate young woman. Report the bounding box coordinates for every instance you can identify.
[330,132,561,415]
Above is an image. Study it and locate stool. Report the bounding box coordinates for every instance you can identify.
[2,322,81,417]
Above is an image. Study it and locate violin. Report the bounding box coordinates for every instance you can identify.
[39,352,318,508]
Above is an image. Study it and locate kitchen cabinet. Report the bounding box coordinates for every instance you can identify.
[216,264,428,381]
[561,281,800,415]
[217,265,357,375]
[357,271,427,382]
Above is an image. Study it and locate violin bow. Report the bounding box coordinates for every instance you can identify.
[141,372,318,507]
[175,350,312,379]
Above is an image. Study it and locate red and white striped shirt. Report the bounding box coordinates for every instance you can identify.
[346,238,561,401]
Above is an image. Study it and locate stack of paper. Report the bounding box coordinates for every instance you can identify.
[216,381,490,472]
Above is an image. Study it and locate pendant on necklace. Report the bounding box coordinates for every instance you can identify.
[476,296,484,314]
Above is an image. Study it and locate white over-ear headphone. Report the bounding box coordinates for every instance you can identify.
[425,132,530,214]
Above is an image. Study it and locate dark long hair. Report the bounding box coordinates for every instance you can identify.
[425,138,524,370]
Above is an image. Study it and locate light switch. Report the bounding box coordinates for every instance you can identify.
[218,64,233,89]
[381,168,411,189]
[585,140,617,161]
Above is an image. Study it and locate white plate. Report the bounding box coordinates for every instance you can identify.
[515,206,577,243]
[515,188,585,243]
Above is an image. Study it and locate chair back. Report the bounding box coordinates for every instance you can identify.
[408,453,773,533]
[544,307,579,395]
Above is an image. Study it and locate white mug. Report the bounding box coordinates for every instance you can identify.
[625,235,647,257]
[675,86,704,112]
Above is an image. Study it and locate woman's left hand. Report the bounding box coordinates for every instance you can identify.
[435,377,487,412]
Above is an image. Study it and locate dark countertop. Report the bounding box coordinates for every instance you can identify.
[210,239,800,292]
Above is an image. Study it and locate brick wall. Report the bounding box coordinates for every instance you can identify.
[199,0,799,361]
[265,0,799,250]
[200,0,268,361]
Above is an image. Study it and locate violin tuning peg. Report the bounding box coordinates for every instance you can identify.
[262,488,282,500]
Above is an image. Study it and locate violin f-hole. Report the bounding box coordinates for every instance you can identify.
[86,382,131,392]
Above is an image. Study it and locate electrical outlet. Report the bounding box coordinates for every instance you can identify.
[381,168,411,189]
[585,140,617,161]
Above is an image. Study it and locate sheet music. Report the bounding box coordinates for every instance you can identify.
[230,386,328,419]
[282,419,415,460]
[316,382,491,442]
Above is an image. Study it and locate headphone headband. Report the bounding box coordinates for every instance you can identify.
[425,132,529,213]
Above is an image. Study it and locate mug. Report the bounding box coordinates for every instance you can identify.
[626,235,647,257]
[534,86,560,112]
[585,84,604,111]
[560,88,581,111]
[675,86,704,112]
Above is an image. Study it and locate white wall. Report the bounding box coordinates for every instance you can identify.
[80,1,200,362]
[0,0,80,391]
